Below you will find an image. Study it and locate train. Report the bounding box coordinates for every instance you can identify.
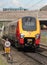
[3,16,40,50]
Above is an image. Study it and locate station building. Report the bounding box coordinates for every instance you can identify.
[0,5,47,29]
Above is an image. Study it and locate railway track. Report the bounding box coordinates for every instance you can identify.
[22,44,47,65]
[23,51,47,65]
[40,44,47,51]
[37,44,47,58]
[37,51,47,57]
[40,44,47,48]
[10,46,43,65]
[11,46,47,65]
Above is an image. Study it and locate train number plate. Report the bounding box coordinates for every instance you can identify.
[28,39,32,42]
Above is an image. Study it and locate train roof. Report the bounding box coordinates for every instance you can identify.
[7,20,18,26]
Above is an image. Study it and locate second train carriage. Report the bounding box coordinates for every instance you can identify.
[3,16,40,49]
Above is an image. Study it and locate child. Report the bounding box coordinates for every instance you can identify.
[4,38,11,59]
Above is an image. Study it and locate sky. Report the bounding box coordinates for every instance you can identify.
[0,0,47,10]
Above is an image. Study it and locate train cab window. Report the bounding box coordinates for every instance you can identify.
[22,17,36,31]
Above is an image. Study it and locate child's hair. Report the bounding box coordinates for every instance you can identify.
[6,38,8,41]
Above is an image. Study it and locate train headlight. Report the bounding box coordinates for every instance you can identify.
[35,34,40,39]
[20,34,24,38]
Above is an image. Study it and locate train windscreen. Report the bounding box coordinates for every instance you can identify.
[22,17,36,31]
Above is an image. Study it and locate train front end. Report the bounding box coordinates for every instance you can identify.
[16,17,40,48]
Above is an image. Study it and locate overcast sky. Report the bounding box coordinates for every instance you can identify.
[0,0,47,10]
